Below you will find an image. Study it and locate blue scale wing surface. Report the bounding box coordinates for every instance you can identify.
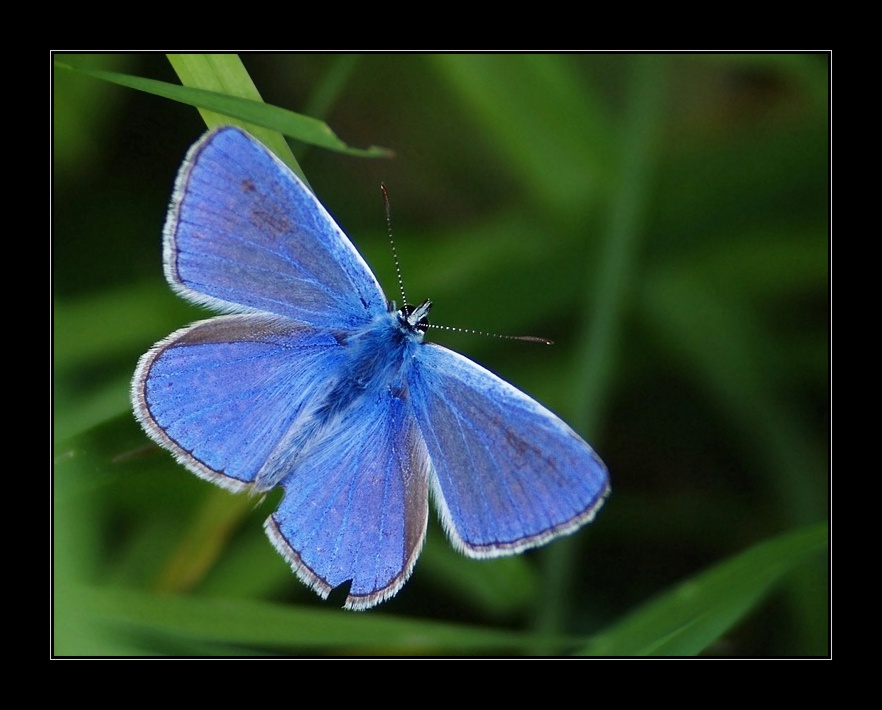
[133,314,347,491]
[265,393,430,610]
[410,344,610,557]
[164,126,387,330]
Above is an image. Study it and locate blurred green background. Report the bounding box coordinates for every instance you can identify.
[53,53,829,656]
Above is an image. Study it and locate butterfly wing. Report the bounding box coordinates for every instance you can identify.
[265,392,430,610]
[132,314,348,492]
[164,126,387,329]
[410,344,610,557]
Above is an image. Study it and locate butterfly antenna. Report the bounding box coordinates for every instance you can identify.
[380,183,549,345]
[381,183,408,308]
[426,323,554,345]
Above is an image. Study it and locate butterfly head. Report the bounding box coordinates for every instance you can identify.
[396,299,432,335]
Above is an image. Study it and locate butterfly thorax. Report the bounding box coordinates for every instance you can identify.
[316,305,426,423]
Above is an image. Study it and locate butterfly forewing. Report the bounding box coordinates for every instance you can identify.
[410,344,609,556]
[165,127,387,329]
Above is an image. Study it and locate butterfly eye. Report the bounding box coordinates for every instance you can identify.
[401,300,432,333]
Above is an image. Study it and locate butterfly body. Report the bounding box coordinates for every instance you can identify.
[335,304,425,398]
[133,127,609,609]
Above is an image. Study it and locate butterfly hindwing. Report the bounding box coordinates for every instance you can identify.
[265,392,430,610]
[133,314,348,492]
[410,344,610,557]
[165,127,387,329]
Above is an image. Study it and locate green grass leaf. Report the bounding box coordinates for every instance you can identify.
[54,58,393,162]
[61,585,574,655]
[578,523,828,656]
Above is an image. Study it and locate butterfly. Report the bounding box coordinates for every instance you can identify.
[132,126,610,610]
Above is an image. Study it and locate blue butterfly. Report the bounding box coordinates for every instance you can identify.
[132,126,609,610]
